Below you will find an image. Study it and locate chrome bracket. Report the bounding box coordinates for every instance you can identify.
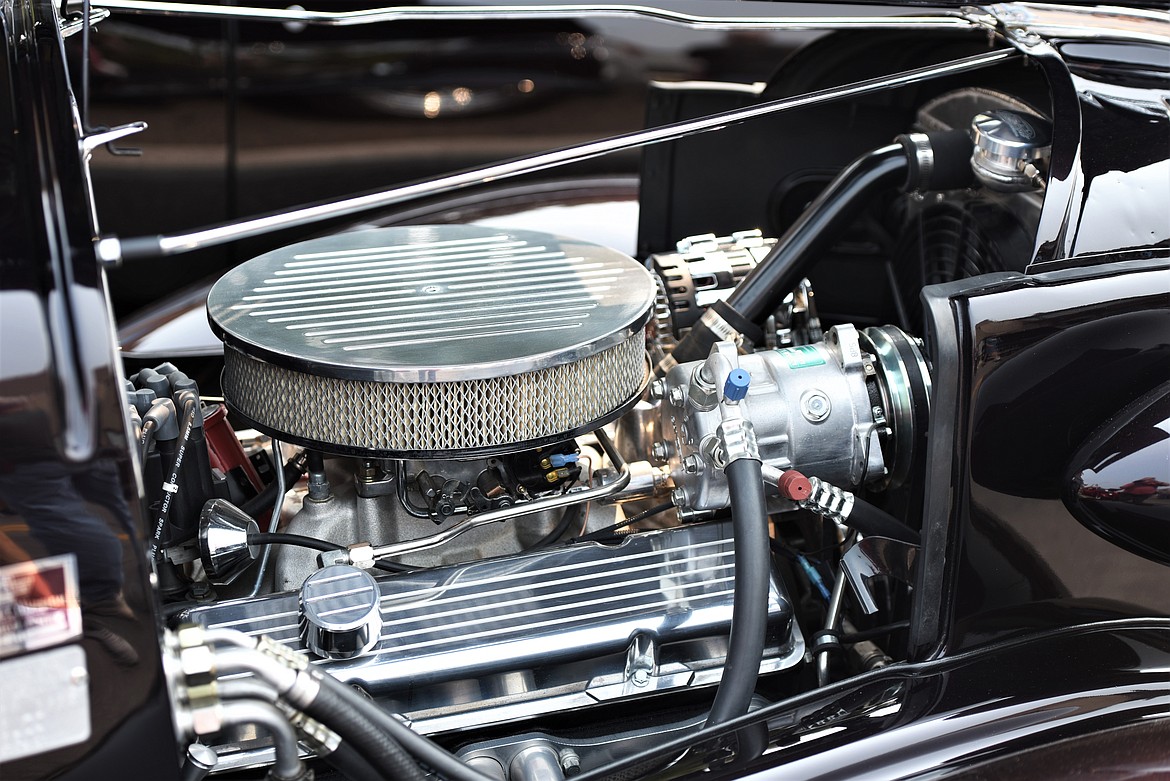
[841,536,919,615]
[80,121,148,156]
[60,6,109,36]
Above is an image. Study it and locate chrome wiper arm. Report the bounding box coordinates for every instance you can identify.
[95,48,1017,266]
[79,0,975,30]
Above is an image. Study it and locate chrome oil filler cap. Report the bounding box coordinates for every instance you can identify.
[970,109,1052,192]
[207,225,655,457]
[299,565,382,660]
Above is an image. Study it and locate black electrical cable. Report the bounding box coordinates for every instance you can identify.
[572,502,674,543]
[530,502,583,548]
[705,458,770,728]
[247,532,417,574]
[307,671,496,781]
[149,398,199,556]
[838,619,911,644]
[138,417,157,463]
[299,680,428,781]
[846,497,921,545]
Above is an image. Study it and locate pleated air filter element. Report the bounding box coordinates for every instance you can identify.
[207,225,654,457]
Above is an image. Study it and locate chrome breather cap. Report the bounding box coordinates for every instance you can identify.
[970,109,1053,192]
[199,499,260,585]
[207,225,655,457]
[299,565,382,660]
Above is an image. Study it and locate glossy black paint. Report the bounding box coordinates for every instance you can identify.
[909,260,1170,660]
[0,0,178,777]
[1028,39,1170,269]
[1065,381,1170,566]
[583,620,1170,781]
[7,2,1170,779]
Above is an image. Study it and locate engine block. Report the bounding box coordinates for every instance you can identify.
[185,522,803,767]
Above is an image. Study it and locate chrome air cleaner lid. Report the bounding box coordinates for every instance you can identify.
[208,225,654,457]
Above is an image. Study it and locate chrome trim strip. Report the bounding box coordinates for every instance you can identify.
[98,48,1015,263]
[84,0,974,31]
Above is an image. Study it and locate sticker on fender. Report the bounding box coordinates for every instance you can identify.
[778,345,825,369]
[0,645,91,762]
[0,554,82,659]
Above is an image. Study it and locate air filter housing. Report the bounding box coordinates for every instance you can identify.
[208,225,654,457]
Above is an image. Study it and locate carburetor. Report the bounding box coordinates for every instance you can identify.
[656,324,930,514]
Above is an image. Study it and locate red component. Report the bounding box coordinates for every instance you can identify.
[777,470,812,501]
[202,404,264,492]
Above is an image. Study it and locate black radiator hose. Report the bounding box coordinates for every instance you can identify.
[307,671,497,781]
[300,679,428,781]
[706,457,771,727]
[666,130,973,369]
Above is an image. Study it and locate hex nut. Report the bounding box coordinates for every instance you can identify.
[179,645,215,679]
[800,389,832,423]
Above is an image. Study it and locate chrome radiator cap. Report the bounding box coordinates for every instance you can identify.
[207,225,654,456]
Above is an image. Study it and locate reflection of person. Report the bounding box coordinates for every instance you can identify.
[0,458,138,665]
[1119,477,1169,504]
[0,460,126,606]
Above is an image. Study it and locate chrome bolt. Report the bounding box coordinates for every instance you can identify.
[800,390,831,423]
[630,668,650,687]
[648,379,666,400]
[560,749,582,777]
[683,454,703,474]
[670,487,687,506]
[668,386,686,407]
[651,441,669,462]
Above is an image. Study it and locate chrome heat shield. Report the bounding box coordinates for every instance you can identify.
[186,521,803,736]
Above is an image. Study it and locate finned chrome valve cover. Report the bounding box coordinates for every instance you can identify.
[207,225,655,457]
[185,522,802,740]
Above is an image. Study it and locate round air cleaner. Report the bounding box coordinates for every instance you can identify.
[208,225,654,457]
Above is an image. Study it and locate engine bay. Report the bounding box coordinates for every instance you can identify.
[107,19,1065,780]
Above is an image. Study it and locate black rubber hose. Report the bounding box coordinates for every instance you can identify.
[665,145,908,370]
[241,456,308,517]
[726,144,907,324]
[249,532,338,554]
[847,497,921,545]
[531,502,582,548]
[324,742,389,781]
[300,677,428,781]
[308,672,496,781]
[247,532,417,574]
[705,458,771,727]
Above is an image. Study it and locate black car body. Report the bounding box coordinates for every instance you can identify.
[1,1,1169,780]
